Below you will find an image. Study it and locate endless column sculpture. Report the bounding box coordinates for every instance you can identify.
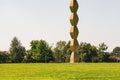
[69,0,79,63]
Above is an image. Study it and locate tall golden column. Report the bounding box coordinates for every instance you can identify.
[69,0,79,63]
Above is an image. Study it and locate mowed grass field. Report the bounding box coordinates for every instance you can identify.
[0,63,120,80]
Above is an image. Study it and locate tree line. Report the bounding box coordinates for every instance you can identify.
[0,37,120,63]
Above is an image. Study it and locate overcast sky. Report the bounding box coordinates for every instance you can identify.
[0,0,120,51]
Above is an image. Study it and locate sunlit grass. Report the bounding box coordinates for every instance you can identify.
[0,63,120,80]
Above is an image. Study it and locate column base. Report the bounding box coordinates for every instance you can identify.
[70,52,79,63]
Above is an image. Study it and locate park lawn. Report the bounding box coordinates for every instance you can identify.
[0,63,120,80]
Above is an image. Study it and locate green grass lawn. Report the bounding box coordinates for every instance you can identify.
[0,63,120,80]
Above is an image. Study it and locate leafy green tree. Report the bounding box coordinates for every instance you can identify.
[98,42,108,52]
[28,40,40,62]
[109,47,120,62]
[64,41,72,62]
[98,42,110,62]
[90,46,99,62]
[102,52,111,62]
[112,47,120,56]
[53,41,67,62]
[27,40,54,63]
[10,37,26,63]
[79,42,98,62]
[79,42,91,62]
[0,51,9,63]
